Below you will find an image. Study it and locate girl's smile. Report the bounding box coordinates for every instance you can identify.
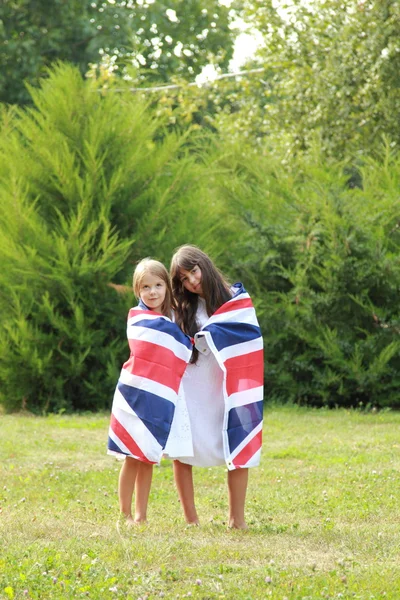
[139,273,167,312]
[179,265,204,297]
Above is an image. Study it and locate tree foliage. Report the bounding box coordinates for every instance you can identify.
[234,0,400,158]
[219,140,400,408]
[1,62,400,412]
[0,64,236,412]
[0,0,234,105]
[131,0,400,160]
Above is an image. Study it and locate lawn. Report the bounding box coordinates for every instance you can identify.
[1,406,399,599]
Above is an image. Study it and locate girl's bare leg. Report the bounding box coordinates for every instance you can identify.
[173,460,199,525]
[134,462,153,523]
[118,456,139,523]
[227,468,249,529]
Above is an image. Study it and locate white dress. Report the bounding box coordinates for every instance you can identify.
[163,385,193,459]
[163,312,193,460]
[178,298,226,467]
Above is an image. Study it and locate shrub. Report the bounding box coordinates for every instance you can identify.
[0,64,233,412]
[2,64,399,411]
[218,142,400,408]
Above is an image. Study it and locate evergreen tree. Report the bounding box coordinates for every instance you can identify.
[0,64,233,412]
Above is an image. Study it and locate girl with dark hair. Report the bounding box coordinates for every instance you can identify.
[170,245,264,529]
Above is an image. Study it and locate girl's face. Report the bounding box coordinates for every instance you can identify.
[179,265,204,297]
[139,273,167,312]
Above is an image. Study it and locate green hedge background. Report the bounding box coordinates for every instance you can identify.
[0,65,399,413]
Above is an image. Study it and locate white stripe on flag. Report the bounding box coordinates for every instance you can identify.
[118,368,178,405]
[206,306,260,327]
[229,420,263,463]
[127,325,191,362]
[243,447,262,468]
[225,385,264,411]
[228,292,251,302]
[112,386,136,415]
[108,428,137,458]
[128,311,165,325]
[218,336,263,362]
[111,404,163,462]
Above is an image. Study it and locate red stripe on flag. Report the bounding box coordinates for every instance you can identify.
[224,349,264,395]
[214,298,253,316]
[123,340,187,393]
[123,355,135,372]
[110,414,156,464]
[232,429,262,467]
[128,308,159,319]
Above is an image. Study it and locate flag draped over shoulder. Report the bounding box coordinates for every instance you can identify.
[108,303,193,464]
[195,283,264,470]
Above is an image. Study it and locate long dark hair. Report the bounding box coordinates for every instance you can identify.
[170,245,231,341]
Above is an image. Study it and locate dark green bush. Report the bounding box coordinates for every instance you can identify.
[1,64,399,412]
[224,144,400,408]
[0,65,233,413]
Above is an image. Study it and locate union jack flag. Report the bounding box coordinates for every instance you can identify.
[196,283,264,470]
[107,302,193,464]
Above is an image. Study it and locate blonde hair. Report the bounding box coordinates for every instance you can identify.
[132,258,174,317]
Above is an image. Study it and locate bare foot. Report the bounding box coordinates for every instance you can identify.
[186,520,200,527]
[122,516,147,528]
[125,515,136,527]
[228,519,248,530]
[122,515,147,527]
[116,515,137,535]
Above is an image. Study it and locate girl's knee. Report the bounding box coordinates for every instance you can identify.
[125,456,139,469]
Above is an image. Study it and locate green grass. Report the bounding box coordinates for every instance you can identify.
[1,406,400,599]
